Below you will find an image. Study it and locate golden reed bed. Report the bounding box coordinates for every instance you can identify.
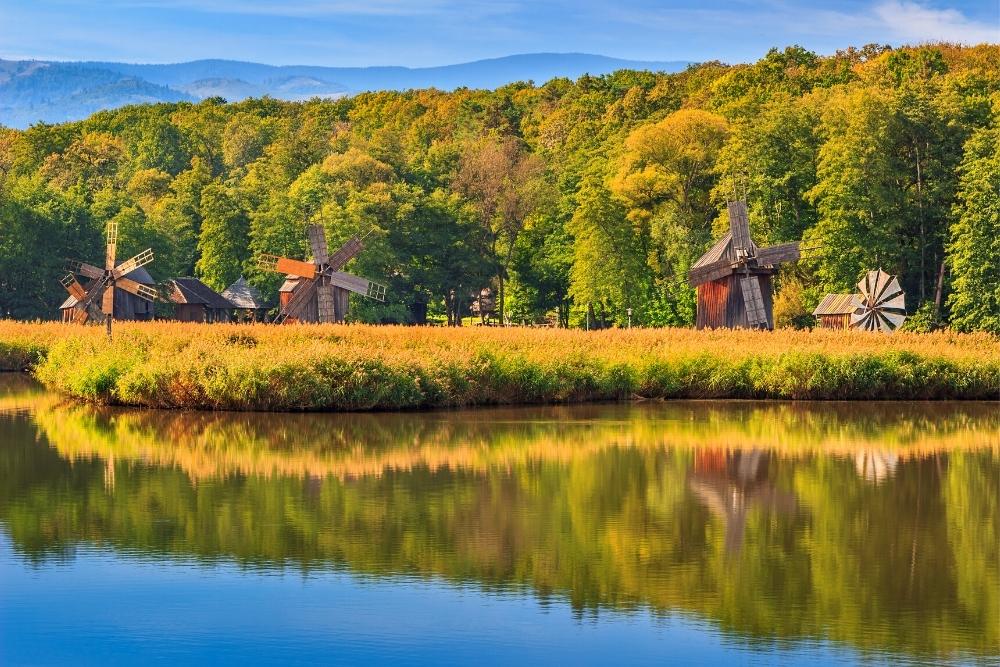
[1,321,998,409]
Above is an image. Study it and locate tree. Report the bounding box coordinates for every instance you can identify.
[947,126,1000,333]
[196,184,249,291]
[453,134,548,324]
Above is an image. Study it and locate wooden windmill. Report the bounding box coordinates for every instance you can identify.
[60,221,156,335]
[258,224,387,323]
[688,201,800,330]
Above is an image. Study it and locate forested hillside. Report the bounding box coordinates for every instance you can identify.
[1,43,998,331]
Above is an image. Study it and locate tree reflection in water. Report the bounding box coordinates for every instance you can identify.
[0,377,997,662]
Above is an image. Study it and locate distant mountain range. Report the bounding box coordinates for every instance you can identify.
[0,53,689,128]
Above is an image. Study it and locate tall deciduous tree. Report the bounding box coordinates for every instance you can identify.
[947,126,1000,333]
[196,184,249,291]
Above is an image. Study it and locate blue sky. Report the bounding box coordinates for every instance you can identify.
[1,0,997,66]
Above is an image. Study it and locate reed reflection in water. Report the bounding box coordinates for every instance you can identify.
[0,375,997,665]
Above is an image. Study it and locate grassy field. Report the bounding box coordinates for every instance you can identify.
[1,321,998,409]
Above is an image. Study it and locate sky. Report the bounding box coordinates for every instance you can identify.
[1,0,997,67]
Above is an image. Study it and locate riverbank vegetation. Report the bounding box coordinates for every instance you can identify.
[1,43,999,331]
[2,322,997,408]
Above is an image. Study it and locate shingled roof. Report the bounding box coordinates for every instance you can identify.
[222,277,269,309]
[167,278,234,309]
[691,232,759,269]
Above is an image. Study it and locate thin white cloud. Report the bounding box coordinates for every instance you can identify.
[874,1,999,44]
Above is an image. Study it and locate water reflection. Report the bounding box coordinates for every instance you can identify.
[0,375,997,663]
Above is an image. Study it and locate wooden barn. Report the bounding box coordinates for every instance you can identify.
[166,278,234,323]
[812,294,858,329]
[688,201,800,330]
[222,277,270,322]
[59,266,156,322]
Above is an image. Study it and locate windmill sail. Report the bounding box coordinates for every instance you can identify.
[728,201,752,252]
[739,276,768,328]
[850,269,907,332]
[307,224,329,265]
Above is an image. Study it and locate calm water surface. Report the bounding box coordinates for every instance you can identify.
[0,374,997,666]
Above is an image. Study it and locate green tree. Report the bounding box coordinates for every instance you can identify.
[947,125,1000,333]
[196,184,249,290]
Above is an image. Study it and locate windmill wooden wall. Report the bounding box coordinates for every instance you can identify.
[695,271,774,330]
[279,278,350,323]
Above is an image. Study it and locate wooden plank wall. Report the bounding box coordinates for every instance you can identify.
[697,272,774,330]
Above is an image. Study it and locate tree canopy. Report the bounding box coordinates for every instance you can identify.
[1,43,997,330]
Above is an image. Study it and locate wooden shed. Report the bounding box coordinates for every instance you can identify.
[166,278,234,323]
[59,266,156,322]
[812,293,859,329]
[222,277,270,322]
[278,276,350,323]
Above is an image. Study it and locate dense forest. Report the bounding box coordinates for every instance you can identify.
[1,43,998,331]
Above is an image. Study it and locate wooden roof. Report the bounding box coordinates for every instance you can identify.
[691,232,759,269]
[279,276,303,293]
[813,293,860,316]
[222,277,269,309]
[59,265,155,309]
[167,278,234,309]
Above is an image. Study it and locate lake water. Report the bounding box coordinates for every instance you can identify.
[0,373,997,666]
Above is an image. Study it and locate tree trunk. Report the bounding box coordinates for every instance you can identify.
[933,259,946,324]
[497,274,505,326]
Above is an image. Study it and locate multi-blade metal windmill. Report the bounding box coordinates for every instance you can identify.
[258,224,386,324]
[688,200,801,330]
[850,268,906,332]
[60,220,157,335]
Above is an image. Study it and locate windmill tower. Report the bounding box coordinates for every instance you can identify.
[59,220,157,336]
[688,201,801,330]
[258,224,387,323]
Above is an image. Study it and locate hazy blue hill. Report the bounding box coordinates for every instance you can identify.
[1,53,689,128]
[0,61,192,127]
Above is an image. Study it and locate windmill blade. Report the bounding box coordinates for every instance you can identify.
[282,278,319,322]
[111,249,154,279]
[102,284,115,316]
[326,236,364,272]
[688,258,734,287]
[328,271,387,301]
[739,275,768,328]
[755,242,800,267]
[728,201,752,251]
[71,305,91,324]
[270,256,318,280]
[60,273,88,302]
[306,224,330,265]
[316,283,338,323]
[66,260,105,280]
[116,277,159,301]
[878,310,906,331]
[875,277,903,306]
[105,221,119,270]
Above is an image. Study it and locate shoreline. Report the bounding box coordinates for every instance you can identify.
[1,322,997,411]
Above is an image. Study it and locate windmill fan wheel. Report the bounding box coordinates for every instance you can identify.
[850,268,906,332]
